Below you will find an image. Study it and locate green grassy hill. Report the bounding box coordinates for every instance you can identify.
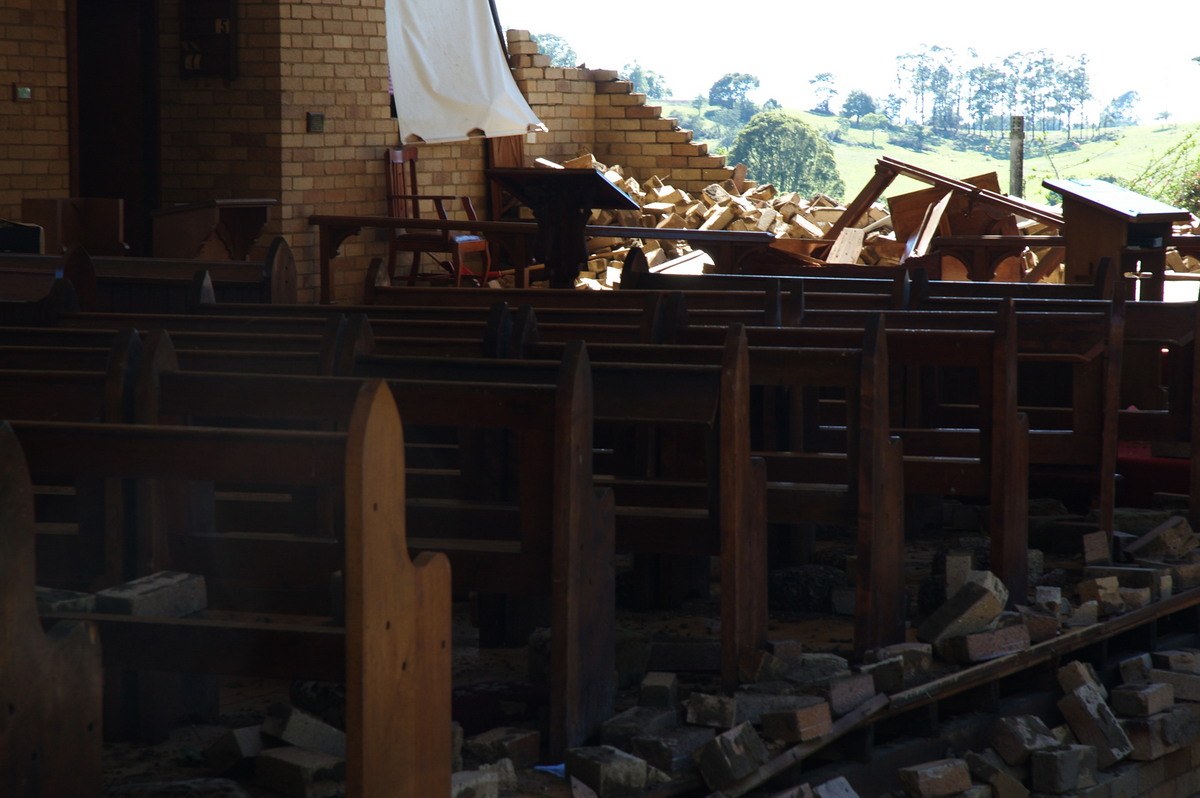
[660,102,1200,207]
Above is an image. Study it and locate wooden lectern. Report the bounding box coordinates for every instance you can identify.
[486,168,639,289]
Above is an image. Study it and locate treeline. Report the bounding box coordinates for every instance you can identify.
[850,45,1139,138]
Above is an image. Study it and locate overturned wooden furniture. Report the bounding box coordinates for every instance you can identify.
[1,421,103,797]
[25,381,452,796]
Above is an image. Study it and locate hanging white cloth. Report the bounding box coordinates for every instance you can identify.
[385,0,546,143]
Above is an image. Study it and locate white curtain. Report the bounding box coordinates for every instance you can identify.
[385,0,546,144]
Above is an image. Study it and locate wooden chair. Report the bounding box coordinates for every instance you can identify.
[384,146,493,287]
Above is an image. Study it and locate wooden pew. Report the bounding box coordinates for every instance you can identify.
[24,380,453,795]
[1,420,103,796]
[0,331,142,591]
[348,326,768,687]
[673,309,1030,604]
[0,237,297,309]
[135,331,613,756]
[523,319,908,654]
[788,302,1122,543]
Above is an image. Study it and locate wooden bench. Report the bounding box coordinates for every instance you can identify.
[0,332,142,590]
[790,302,1122,542]
[348,326,767,687]
[0,237,297,309]
[22,380,453,795]
[1,420,103,796]
[523,319,908,654]
[674,309,1030,604]
[135,330,613,756]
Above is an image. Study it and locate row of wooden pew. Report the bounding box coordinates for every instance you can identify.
[2,258,1197,795]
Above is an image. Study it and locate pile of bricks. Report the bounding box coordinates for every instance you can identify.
[533,152,893,288]
[891,654,1200,798]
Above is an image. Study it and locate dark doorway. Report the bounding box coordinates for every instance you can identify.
[72,0,159,255]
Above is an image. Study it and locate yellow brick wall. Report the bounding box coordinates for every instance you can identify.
[0,0,71,219]
[506,29,731,196]
[159,0,397,303]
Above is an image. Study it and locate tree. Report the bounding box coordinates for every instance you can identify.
[809,72,837,114]
[728,110,845,199]
[840,90,876,125]
[708,73,759,110]
[530,33,577,68]
[621,62,671,100]
[1100,91,1141,128]
[860,112,890,146]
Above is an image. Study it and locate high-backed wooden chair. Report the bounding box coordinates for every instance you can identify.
[385,147,493,287]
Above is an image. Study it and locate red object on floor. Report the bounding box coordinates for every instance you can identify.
[1117,440,1190,508]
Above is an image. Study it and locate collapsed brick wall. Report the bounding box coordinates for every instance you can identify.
[0,1,71,220]
[506,29,733,197]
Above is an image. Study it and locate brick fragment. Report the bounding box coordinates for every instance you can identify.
[1056,684,1133,768]
[767,638,805,665]
[692,722,769,790]
[1119,653,1153,683]
[916,572,1008,646]
[630,726,714,775]
[990,715,1060,766]
[941,619,1030,664]
[1031,744,1097,794]
[262,703,346,759]
[204,725,263,777]
[737,647,791,683]
[1124,515,1197,560]
[896,757,972,797]
[600,706,676,751]
[1057,660,1107,699]
[1109,682,1174,718]
[464,726,541,769]
[639,672,679,708]
[564,745,650,798]
[761,697,833,743]
[964,749,1029,798]
[1152,649,1200,673]
[1065,600,1099,627]
[1018,605,1061,643]
[95,570,206,616]
[684,692,737,729]
[1082,530,1111,565]
[804,672,875,717]
[255,747,344,798]
[1076,576,1124,616]
[1149,668,1200,700]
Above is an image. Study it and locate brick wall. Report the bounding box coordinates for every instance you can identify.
[158,0,397,303]
[0,0,71,220]
[506,29,732,196]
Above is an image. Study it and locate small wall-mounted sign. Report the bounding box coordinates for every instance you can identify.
[306,112,326,133]
[180,0,237,80]
[12,85,32,101]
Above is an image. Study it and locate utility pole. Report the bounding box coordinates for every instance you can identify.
[1009,116,1025,198]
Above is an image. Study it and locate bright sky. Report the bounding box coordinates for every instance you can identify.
[492,0,1200,124]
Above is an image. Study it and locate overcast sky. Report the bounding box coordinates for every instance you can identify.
[492,0,1200,124]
